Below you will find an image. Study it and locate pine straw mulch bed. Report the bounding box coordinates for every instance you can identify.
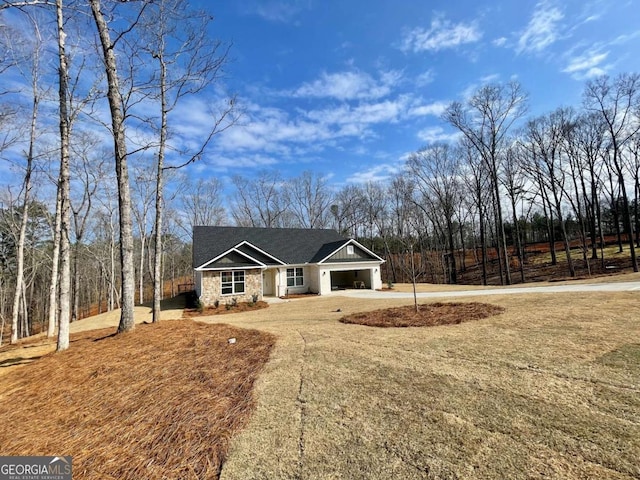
[0,320,275,480]
[339,302,505,327]
[183,300,269,317]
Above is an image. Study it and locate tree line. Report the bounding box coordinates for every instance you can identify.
[218,76,640,287]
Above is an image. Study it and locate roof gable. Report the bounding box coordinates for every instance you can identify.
[235,241,285,266]
[317,238,384,263]
[197,247,266,270]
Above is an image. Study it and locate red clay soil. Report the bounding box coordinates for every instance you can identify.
[340,302,505,328]
[0,320,275,480]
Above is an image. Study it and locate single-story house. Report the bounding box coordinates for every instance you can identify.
[193,226,384,305]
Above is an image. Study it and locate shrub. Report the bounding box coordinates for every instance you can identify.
[214,299,219,308]
[196,299,204,314]
[252,293,259,303]
[184,290,199,309]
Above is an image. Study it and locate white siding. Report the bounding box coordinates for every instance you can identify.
[308,265,320,294]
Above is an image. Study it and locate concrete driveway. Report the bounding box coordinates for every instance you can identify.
[337,280,640,299]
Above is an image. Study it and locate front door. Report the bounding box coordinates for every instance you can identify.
[262,270,274,295]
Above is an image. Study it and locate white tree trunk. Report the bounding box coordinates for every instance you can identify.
[56,0,72,352]
[152,55,167,323]
[47,184,62,337]
[90,0,136,333]
[11,39,39,344]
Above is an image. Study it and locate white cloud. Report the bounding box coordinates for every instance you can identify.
[400,14,482,53]
[517,1,564,54]
[242,0,309,23]
[493,37,507,47]
[611,30,640,46]
[415,69,435,86]
[215,95,411,159]
[416,126,460,144]
[563,49,609,79]
[408,101,448,117]
[346,164,401,184]
[292,69,402,101]
[209,154,280,171]
[306,96,409,126]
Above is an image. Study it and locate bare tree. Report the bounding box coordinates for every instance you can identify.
[330,184,364,237]
[89,0,143,333]
[178,176,227,233]
[284,171,334,228]
[569,112,607,262]
[69,135,102,321]
[503,141,528,282]
[583,73,640,272]
[131,167,155,305]
[444,81,528,285]
[9,12,43,344]
[231,171,289,227]
[408,143,461,284]
[458,138,490,285]
[136,0,236,322]
[522,108,577,277]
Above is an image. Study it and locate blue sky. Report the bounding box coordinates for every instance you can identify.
[186,0,640,186]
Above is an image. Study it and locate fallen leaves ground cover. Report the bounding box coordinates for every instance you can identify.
[0,320,275,480]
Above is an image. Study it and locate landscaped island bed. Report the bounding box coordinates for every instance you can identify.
[339,301,505,327]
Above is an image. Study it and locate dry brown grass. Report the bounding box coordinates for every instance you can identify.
[204,291,640,480]
[339,302,505,327]
[0,320,275,480]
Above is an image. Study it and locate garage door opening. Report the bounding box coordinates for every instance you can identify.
[330,269,372,290]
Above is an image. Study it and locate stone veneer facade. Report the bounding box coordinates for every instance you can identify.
[199,268,263,306]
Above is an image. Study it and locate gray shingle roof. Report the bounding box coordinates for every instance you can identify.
[193,226,349,268]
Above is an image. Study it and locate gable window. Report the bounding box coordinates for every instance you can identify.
[286,267,304,287]
[221,270,245,295]
[347,245,355,255]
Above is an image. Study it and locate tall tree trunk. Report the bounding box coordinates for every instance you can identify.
[617,172,638,271]
[72,242,80,321]
[152,55,168,323]
[509,196,525,283]
[47,185,62,338]
[558,215,576,277]
[590,178,599,260]
[56,0,72,352]
[139,234,145,304]
[11,59,39,344]
[479,205,488,286]
[90,0,136,333]
[446,217,457,284]
[490,185,504,285]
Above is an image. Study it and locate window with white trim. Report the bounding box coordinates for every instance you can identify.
[221,270,245,295]
[346,245,355,255]
[286,267,304,287]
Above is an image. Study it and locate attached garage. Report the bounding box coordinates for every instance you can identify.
[330,268,373,290]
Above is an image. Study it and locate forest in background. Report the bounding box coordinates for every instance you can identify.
[1,1,639,348]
